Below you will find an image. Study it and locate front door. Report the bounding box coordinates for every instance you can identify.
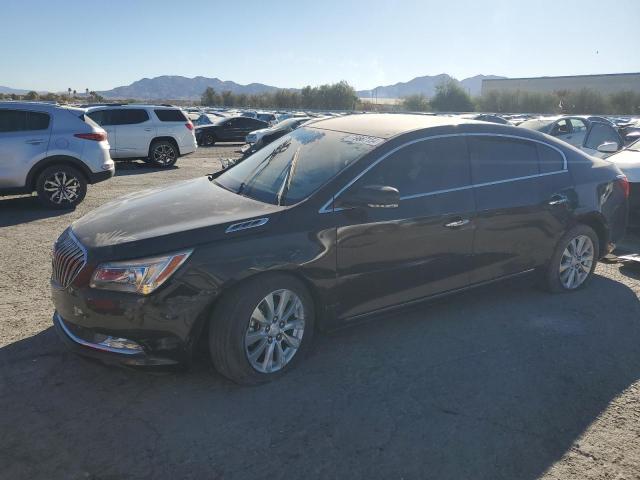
[335,136,476,319]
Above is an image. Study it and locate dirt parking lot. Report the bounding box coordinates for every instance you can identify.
[1,145,639,480]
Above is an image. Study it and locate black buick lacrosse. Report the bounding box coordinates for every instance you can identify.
[51,114,629,384]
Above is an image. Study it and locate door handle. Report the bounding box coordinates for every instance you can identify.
[548,194,569,206]
[144,128,153,132]
[444,218,470,228]
[25,139,45,145]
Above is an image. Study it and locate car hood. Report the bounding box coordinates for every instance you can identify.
[607,149,640,182]
[71,177,283,256]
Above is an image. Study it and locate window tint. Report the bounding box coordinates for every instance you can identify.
[0,110,49,132]
[469,136,538,183]
[26,112,50,130]
[87,110,111,126]
[0,110,26,132]
[111,109,149,125]
[537,144,565,173]
[154,109,186,122]
[358,137,471,196]
[584,123,621,150]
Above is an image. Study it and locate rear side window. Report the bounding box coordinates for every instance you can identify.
[154,109,186,122]
[0,110,50,132]
[111,109,149,125]
[360,136,471,196]
[584,123,622,150]
[87,110,111,126]
[537,144,565,173]
[469,136,538,183]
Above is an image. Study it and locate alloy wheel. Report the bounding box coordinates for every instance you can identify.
[153,144,176,165]
[244,289,305,373]
[43,171,80,205]
[559,235,594,289]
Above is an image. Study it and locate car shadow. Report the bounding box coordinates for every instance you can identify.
[113,161,179,177]
[1,274,639,479]
[0,195,72,227]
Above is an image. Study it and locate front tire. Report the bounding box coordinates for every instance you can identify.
[209,273,315,385]
[544,225,599,293]
[36,165,87,209]
[148,140,178,167]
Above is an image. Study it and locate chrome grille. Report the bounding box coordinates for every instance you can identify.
[52,229,87,288]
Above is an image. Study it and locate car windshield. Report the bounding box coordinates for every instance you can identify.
[214,127,382,206]
[519,119,554,131]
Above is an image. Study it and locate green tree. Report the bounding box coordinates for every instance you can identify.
[402,94,430,112]
[561,88,606,114]
[430,79,474,112]
[24,90,39,100]
[201,87,219,106]
[220,90,234,107]
[608,91,640,115]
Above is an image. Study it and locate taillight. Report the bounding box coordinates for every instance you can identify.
[75,132,107,142]
[617,175,630,198]
[185,122,194,131]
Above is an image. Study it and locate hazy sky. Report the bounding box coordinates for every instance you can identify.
[2,0,639,92]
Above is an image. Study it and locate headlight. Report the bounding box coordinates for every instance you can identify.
[90,250,192,294]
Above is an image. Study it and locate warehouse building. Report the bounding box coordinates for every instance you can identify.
[481,72,640,96]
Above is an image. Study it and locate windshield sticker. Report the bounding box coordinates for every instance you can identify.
[342,134,384,147]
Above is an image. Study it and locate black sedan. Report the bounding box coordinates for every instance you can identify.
[51,114,629,384]
[195,116,268,146]
[242,116,311,155]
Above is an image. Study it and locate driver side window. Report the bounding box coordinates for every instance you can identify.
[353,136,471,198]
[551,119,571,136]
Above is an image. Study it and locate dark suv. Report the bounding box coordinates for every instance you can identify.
[51,114,629,384]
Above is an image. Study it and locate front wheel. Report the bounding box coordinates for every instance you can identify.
[148,140,178,167]
[209,274,315,385]
[36,165,87,209]
[544,225,599,292]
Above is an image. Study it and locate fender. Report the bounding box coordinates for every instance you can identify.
[26,155,93,189]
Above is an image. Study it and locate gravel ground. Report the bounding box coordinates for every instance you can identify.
[1,145,639,480]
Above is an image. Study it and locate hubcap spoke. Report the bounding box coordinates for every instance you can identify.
[245,288,305,374]
[559,235,594,289]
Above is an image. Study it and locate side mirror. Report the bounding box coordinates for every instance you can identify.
[597,141,620,153]
[337,185,400,209]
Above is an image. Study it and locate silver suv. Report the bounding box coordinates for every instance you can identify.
[86,105,197,167]
[0,102,114,208]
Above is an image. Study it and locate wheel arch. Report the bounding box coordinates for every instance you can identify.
[149,136,180,156]
[574,212,609,258]
[26,155,91,191]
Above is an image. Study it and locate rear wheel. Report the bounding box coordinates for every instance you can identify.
[202,133,216,146]
[209,273,315,385]
[36,165,87,209]
[544,225,599,292]
[148,140,178,167]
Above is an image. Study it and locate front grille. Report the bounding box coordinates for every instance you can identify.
[52,229,87,288]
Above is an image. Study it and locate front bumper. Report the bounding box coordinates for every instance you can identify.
[53,312,179,366]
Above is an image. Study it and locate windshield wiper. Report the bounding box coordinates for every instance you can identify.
[276,146,301,206]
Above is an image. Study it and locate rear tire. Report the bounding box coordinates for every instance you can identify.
[148,140,178,167]
[209,273,315,385]
[202,133,216,146]
[36,165,87,209]
[544,225,599,293]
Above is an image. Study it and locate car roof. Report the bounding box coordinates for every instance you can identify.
[86,104,181,110]
[309,113,485,139]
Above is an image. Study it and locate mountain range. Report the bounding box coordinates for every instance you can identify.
[356,74,506,98]
[2,74,505,100]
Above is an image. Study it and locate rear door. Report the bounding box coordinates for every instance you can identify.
[335,136,476,318]
[468,135,573,284]
[112,109,154,157]
[0,109,51,188]
[235,118,265,140]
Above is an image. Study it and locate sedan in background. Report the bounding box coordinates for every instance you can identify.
[606,138,640,224]
[243,117,311,154]
[519,116,624,158]
[195,116,268,146]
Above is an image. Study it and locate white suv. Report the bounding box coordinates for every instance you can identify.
[86,105,197,167]
[0,101,114,209]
